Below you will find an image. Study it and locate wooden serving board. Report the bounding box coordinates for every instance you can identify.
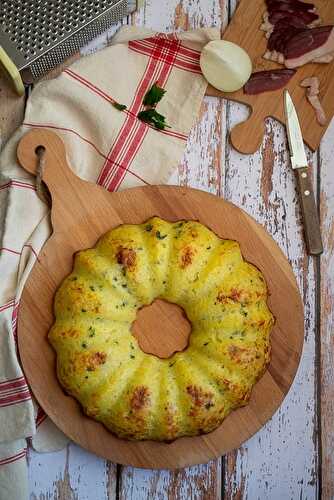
[206,0,334,154]
[17,129,304,469]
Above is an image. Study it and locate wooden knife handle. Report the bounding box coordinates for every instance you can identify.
[296,167,323,256]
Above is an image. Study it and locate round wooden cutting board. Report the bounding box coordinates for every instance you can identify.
[17,129,304,470]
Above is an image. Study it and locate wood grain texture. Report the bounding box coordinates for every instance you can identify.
[119,0,227,497]
[295,166,323,256]
[208,0,334,154]
[0,73,25,150]
[223,109,318,499]
[319,118,334,500]
[17,128,303,470]
[132,299,191,359]
[15,0,330,497]
[221,0,319,494]
[118,460,221,500]
[27,2,228,496]
[118,96,228,497]
[28,444,116,500]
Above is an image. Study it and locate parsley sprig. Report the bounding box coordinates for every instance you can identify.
[137,109,170,130]
[112,102,127,111]
[111,82,170,131]
[138,83,170,130]
[143,83,166,106]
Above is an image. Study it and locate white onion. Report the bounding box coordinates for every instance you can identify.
[200,40,252,92]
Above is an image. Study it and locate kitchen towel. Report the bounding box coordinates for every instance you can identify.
[0,25,220,499]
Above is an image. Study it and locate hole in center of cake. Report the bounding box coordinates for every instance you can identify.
[131,299,191,359]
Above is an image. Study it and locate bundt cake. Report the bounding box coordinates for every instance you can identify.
[49,217,274,441]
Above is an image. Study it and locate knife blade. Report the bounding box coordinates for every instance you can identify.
[284,90,323,255]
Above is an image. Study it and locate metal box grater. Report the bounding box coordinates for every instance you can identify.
[0,0,138,89]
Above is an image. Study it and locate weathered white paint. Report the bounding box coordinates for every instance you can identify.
[23,0,330,497]
[223,103,318,499]
[28,444,116,500]
[133,0,224,33]
[117,3,227,498]
[119,461,222,500]
[220,2,318,496]
[0,73,25,150]
[319,118,334,500]
[118,97,227,500]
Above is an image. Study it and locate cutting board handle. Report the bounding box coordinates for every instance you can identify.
[17,129,97,231]
[230,118,266,155]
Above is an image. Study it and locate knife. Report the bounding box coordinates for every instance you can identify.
[284,90,323,256]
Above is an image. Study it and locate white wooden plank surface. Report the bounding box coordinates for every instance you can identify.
[28,444,116,500]
[22,0,329,497]
[118,2,226,498]
[0,73,25,150]
[223,111,318,499]
[319,119,334,500]
[118,100,226,500]
[221,1,318,495]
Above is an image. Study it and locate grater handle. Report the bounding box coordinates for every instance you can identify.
[17,129,112,232]
[0,47,24,95]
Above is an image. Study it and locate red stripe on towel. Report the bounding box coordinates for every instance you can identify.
[0,449,27,467]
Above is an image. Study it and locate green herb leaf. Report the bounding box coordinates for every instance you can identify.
[143,83,166,106]
[156,230,167,240]
[145,224,153,232]
[112,102,127,111]
[88,326,96,337]
[137,109,170,130]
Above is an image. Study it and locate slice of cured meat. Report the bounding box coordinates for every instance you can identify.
[244,69,296,94]
[261,10,316,38]
[267,0,315,12]
[266,0,314,9]
[268,9,318,26]
[300,76,326,125]
[261,0,333,68]
[263,24,334,68]
[268,25,306,53]
[284,26,334,67]
[312,53,334,63]
[263,49,285,64]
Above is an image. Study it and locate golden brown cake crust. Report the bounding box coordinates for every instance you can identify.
[49,217,274,441]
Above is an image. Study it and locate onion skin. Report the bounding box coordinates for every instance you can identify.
[200,40,252,92]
